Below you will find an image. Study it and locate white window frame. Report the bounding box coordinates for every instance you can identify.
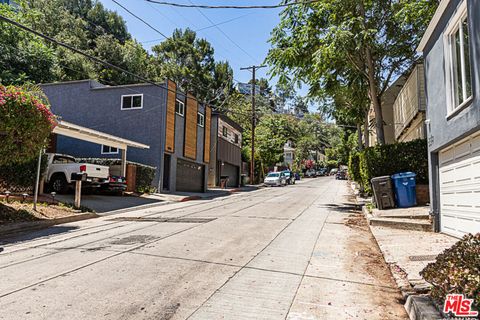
[443,1,472,116]
[175,99,185,116]
[101,145,119,155]
[197,112,205,127]
[121,94,143,110]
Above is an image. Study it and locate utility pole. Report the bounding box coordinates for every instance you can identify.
[241,64,266,184]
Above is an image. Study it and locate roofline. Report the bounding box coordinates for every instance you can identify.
[212,111,243,132]
[53,120,150,149]
[417,0,451,52]
[40,79,93,87]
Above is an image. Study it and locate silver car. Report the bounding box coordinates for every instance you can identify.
[264,172,287,187]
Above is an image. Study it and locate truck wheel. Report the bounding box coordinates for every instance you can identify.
[50,174,69,194]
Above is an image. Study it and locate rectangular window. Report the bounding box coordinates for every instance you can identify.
[197,112,205,127]
[222,126,228,137]
[101,145,118,154]
[175,99,185,116]
[234,134,239,144]
[445,2,472,113]
[121,94,143,110]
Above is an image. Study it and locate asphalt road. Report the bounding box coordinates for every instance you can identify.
[0,177,407,320]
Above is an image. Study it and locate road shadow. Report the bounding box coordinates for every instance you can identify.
[0,225,79,246]
[54,194,163,214]
[321,202,362,214]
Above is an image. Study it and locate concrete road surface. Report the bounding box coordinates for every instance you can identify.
[0,178,407,320]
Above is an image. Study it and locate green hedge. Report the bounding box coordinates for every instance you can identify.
[358,139,428,194]
[135,165,156,194]
[348,152,361,184]
[0,155,48,193]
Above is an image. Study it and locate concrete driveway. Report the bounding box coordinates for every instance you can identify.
[54,194,164,214]
[0,177,406,319]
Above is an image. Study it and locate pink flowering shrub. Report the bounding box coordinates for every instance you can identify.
[0,84,56,165]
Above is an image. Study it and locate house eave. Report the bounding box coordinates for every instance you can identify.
[417,0,451,53]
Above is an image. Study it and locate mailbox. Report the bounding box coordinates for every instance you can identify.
[71,172,87,181]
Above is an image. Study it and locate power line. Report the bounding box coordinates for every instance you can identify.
[140,12,252,44]
[189,0,258,64]
[108,0,247,91]
[111,0,168,39]
[145,0,321,10]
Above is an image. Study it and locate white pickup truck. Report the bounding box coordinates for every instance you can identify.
[45,153,110,194]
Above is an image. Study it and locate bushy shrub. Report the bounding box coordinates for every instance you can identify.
[135,165,156,194]
[0,85,56,165]
[420,233,480,311]
[359,139,428,194]
[348,152,361,184]
[0,155,48,193]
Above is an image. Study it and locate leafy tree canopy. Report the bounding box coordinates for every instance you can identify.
[266,0,437,144]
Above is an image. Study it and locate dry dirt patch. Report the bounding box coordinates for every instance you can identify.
[0,200,88,224]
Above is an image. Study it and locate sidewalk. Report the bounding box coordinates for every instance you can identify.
[352,182,459,319]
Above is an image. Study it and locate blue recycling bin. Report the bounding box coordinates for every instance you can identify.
[391,172,417,208]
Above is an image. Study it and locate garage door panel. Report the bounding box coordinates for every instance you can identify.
[441,214,480,238]
[176,159,204,193]
[439,133,480,238]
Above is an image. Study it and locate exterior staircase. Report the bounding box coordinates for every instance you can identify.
[365,206,433,232]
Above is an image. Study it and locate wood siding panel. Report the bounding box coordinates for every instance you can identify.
[184,94,197,160]
[204,107,211,163]
[165,80,176,153]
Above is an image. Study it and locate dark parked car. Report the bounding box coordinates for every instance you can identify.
[282,170,296,185]
[335,170,347,180]
[98,176,127,195]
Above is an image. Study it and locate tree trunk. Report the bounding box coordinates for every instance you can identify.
[359,0,385,145]
[365,50,385,145]
[364,110,370,148]
[357,123,363,151]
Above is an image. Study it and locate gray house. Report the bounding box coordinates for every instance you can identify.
[41,79,212,193]
[417,0,480,237]
[207,112,242,188]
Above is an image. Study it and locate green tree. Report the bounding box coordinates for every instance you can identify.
[255,114,298,172]
[0,4,56,84]
[151,28,233,104]
[267,0,437,145]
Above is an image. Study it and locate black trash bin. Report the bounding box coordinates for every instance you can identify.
[371,176,395,210]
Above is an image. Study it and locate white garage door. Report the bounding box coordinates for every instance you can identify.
[439,132,480,238]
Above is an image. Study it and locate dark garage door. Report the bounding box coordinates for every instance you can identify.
[176,159,204,192]
[222,162,239,188]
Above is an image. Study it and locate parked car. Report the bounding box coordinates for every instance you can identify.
[45,153,110,194]
[316,168,327,176]
[98,175,127,195]
[305,169,316,178]
[282,170,296,185]
[335,170,347,180]
[264,172,287,187]
[329,168,338,176]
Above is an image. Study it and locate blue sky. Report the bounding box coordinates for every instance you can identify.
[99,0,311,99]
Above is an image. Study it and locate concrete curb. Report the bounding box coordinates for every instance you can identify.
[405,295,442,320]
[0,213,98,239]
